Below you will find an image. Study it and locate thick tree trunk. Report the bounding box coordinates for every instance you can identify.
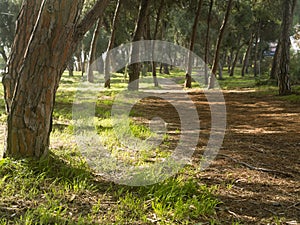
[204,0,213,85]
[128,0,151,91]
[2,0,110,158]
[278,0,293,95]
[104,0,122,88]
[2,0,43,113]
[87,18,102,83]
[208,0,233,89]
[184,0,203,88]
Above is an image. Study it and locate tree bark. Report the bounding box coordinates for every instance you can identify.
[2,0,43,113]
[184,0,203,88]
[87,18,102,83]
[2,0,110,158]
[208,0,233,89]
[128,0,151,91]
[278,0,294,95]
[104,0,123,88]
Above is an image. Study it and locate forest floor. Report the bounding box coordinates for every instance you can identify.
[133,87,300,224]
[0,73,299,224]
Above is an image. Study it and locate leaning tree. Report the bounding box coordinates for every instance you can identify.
[2,0,110,158]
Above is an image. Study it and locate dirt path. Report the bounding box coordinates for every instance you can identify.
[134,89,300,224]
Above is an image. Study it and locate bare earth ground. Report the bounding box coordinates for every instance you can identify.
[133,89,300,224]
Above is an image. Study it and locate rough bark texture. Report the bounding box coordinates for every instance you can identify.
[3,0,110,158]
[128,0,151,91]
[208,0,233,89]
[3,0,43,112]
[278,0,293,95]
[104,0,122,88]
[87,18,102,83]
[184,0,203,88]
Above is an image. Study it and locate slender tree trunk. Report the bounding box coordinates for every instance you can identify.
[87,18,102,83]
[104,0,122,88]
[68,57,74,77]
[204,0,213,85]
[278,0,294,95]
[270,40,281,80]
[128,0,151,91]
[184,0,203,88]
[227,49,233,74]
[253,22,261,77]
[208,0,233,89]
[230,41,243,77]
[152,0,164,87]
[218,62,223,80]
[2,0,110,158]
[0,46,8,63]
[242,35,253,77]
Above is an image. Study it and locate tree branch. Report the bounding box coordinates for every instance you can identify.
[218,154,294,178]
[75,0,110,41]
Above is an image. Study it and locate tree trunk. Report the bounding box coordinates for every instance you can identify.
[184,0,203,88]
[68,57,74,77]
[2,0,43,113]
[0,46,8,63]
[87,18,102,83]
[242,35,253,77]
[2,0,110,158]
[230,41,243,77]
[208,0,233,89]
[104,0,122,88]
[204,0,213,85]
[128,0,151,91]
[278,0,294,95]
[152,0,164,87]
[253,23,261,77]
[270,40,281,80]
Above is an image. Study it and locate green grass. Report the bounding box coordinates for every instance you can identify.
[0,150,220,224]
[0,70,221,224]
[1,68,299,224]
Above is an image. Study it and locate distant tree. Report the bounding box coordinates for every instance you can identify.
[87,18,103,83]
[128,0,151,91]
[204,0,214,85]
[0,0,21,63]
[104,0,123,88]
[184,0,203,88]
[208,0,233,89]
